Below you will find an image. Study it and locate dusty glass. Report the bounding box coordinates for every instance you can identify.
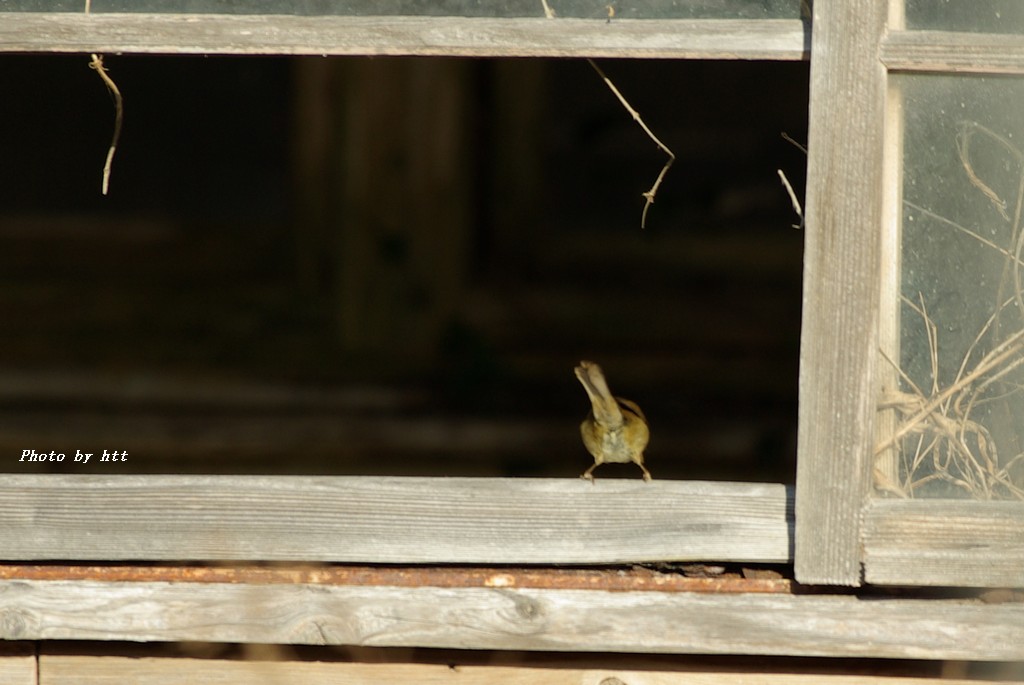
[0,0,804,18]
[904,0,1024,33]
[877,73,1024,500]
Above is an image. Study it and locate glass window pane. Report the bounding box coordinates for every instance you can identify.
[0,0,805,19]
[878,73,1024,500]
[905,0,1024,33]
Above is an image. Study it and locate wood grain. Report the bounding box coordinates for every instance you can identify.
[795,0,887,585]
[883,30,1024,74]
[2,580,1022,659]
[0,14,809,59]
[862,499,1024,587]
[36,654,1022,685]
[0,475,792,563]
[0,643,35,685]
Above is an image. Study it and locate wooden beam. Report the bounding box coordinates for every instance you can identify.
[2,579,1022,659]
[36,654,1024,685]
[795,0,887,585]
[0,14,809,59]
[883,30,1024,74]
[0,643,35,685]
[0,476,792,563]
[862,499,1024,587]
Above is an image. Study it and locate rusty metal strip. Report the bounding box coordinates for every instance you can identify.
[0,564,793,594]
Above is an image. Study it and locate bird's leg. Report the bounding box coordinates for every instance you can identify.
[636,461,653,482]
[580,462,599,483]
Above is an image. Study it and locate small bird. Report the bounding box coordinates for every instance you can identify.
[574,360,651,482]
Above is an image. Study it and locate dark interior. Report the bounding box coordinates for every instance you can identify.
[0,54,808,480]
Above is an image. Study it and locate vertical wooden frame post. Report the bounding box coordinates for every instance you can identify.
[795,0,889,585]
[873,76,905,497]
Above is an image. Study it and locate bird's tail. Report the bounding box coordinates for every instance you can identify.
[574,360,624,429]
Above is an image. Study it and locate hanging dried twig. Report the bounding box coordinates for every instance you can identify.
[89,54,123,195]
[780,131,806,154]
[541,0,675,228]
[777,132,806,228]
[85,0,123,195]
[776,169,802,229]
[585,59,675,228]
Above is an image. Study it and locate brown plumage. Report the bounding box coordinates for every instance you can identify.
[574,360,651,482]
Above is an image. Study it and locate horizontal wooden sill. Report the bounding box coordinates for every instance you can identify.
[862,499,1024,588]
[883,30,1024,74]
[0,476,793,564]
[0,14,810,59]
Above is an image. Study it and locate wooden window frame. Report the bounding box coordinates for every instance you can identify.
[0,13,809,59]
[796,0,1024,588]
[2,2,1024,662]
[0,7,806,569]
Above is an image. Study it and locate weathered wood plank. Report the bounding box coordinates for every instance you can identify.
[0,476,792,563]
[0,14,809,59]
[862,499,1024,587]
[883,30,1024,74]
[0,642,35,685]
[35,654,1022,685]
[3,580,1023,659]
[795,0,887,585]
